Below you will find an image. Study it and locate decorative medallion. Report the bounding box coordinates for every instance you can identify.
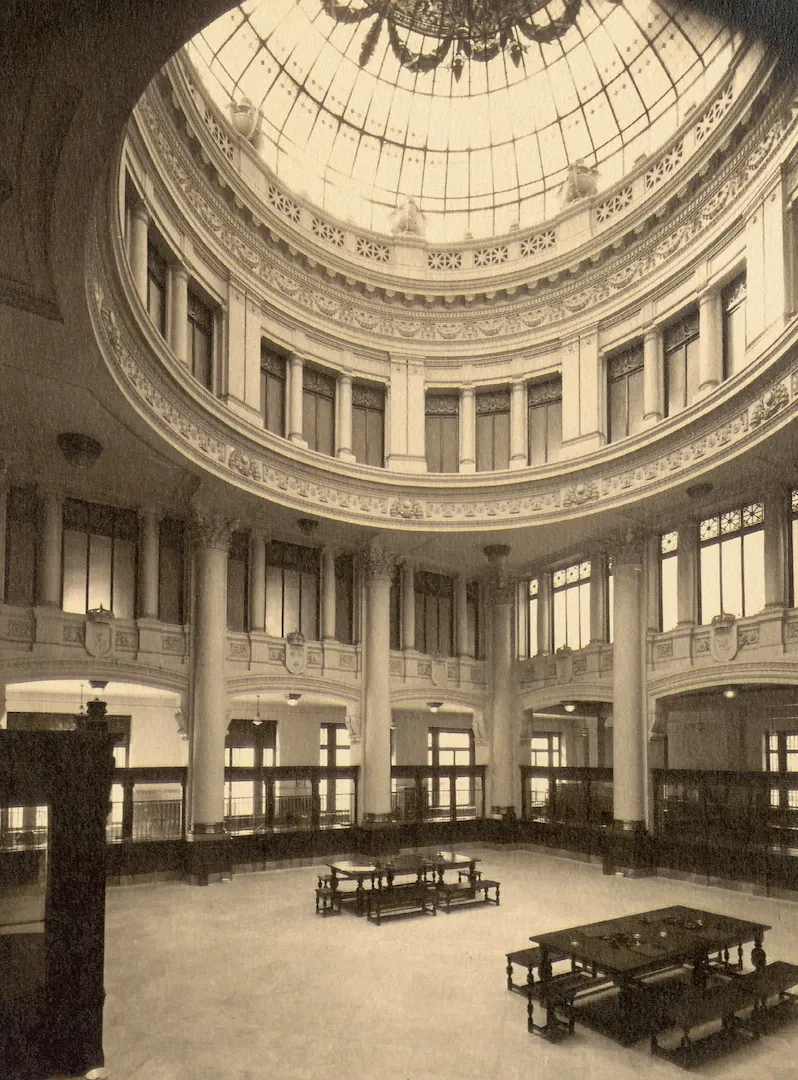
[285,630,307,675]
[85,604,114,659]
[709,612,738,663]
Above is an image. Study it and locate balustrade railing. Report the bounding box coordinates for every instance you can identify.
[107,767,187,842]
[390,766,485,823]
[223,766,358,834]
[520,766,613,826]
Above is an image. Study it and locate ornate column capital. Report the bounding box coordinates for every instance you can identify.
[363,544,397,581]
[190,509,238,551]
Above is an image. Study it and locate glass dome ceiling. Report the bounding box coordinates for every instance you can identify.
[187,0,740,242]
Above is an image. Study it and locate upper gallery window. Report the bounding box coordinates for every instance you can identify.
[517,578,538,660]
[4,486,38,607]
[303,365,335,456]
[660,530,679,632]
[552,560,591,651]
[62,499,137,619]
[528,378,562,466]
[146,240,167,338]
[261,347,286,436]
[791,489,798,608]
[664,309,700,416]
[414,570,454,657]
[352,381,385,467]
[158,517,186,625]
[425,392,459,474]
[699,503,764,622]
[607,343,645,443]
[264,540,320,640]
[722,273,747,378]
[187,289,214,391]
[475,389,510,472]
[227,530,249,632]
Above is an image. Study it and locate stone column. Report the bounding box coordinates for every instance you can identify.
[137,510,160,619]
[129,203,149,304]
[643,326,664,423]
[169,264,189,365]
[484,544,516,814]
[189,511,237,836]
[249,531,266,633]
[509,380,527,469]
[764,488,789,608]
[611,540,646,830]
[37,490,62,607]
[363,546,395,819]
[589,551,609,643]
[698,287,723,394]
[537,572,553,655]
[287,354,306,446]
[644,533,662,632]
[401,561,415,651]
[677,523,699,626]
[459,386,475,473]
[322,545,337,641]
[336,375,355,462]
[455,575,469,657]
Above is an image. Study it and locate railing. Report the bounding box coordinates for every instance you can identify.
[520,766,614,826]
[107,767,187,842]
[390,766,486,823]
[223,766,359,834]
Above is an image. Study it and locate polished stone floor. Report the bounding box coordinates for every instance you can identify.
[73,849,798,1079]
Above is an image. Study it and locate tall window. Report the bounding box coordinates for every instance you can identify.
[475,389,510,471]
[261,347,285,436]
[665,309,700,416]
[530,732,563,766]
[764,732,798,818]
[465,581,480,658]
[699,503,765,622]
[607,343,644,442]
[517,578,539,659]
[264,541,320,640]
[352,382,385,466]
[528,378,562,465]
[303,366,335,456]
[158,517,186,625]
[224,719,277,826]
[62,499,137,618]
[552,560,591,650]
[227,531,249,632]
[723,273,747,377]
[791,489,798,607]
[187,290,213,390]
[334,552,357,645]
[660,531,679,632]
[320,722,353,820]
[146,243,167,338]
[4,486,37,606]
[389,564,401,651]
[425,392,459,473]
[427,728,474,810]
[414,571,454,656]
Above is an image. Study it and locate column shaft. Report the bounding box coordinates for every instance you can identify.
[643,327,664,422]
[137,511,160,619]
[764,489,788,608]
[169,265,189,365]
[288,354,306,444]
[401,562,415,651]
[612,546,646,826]
[37,491,62,607]
[455,575,469,657]
[589,552,608,643]
[336,375,354,461]
[322,546,337,640]
[189,516,235,832]
[486,553,515,812]
[698,288,723,393]
[249,532,266,632]
[509,381,527,469]
[363,550,394,817]
[459,387,475,473]
[0,480,7,606]
[129,204,149,304]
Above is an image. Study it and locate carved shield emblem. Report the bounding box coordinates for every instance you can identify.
[85,605,114,659]
[710,614,738,663]
[285,631,307,675]
[431,657,447,688]
[555,646,573,684]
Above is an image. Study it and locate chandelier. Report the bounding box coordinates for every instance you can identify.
[322,0,606,79]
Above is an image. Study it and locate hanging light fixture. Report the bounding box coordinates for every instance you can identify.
[723,687,738,700]
[253,694,263,725]
[321,0,602,78]
[286,692,302,707]
[79,682,86,714]
[427,701,444,714]
[562,701,577,713]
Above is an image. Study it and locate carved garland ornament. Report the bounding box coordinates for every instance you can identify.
[134,72,798,344]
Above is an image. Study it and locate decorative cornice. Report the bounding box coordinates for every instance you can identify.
[128,58,798,346]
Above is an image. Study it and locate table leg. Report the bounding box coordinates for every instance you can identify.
[468,860,477,886]
[751,931,766,971]
[355,874,365,914]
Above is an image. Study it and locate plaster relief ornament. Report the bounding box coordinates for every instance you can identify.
[229,97,262,144]
[709,612,738,662]
[285,630,307,674]
[561,159,599,205]
[391,196,425,237]
[85,604,114,659]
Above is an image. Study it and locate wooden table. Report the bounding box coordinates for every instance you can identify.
[325,852,481,914]
[530,905,771,1044]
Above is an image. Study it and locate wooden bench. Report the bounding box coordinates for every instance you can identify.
[366,882,437,925]
[506,947,568,995]
[652,967,798,1067]
[315,885,341,917]
[438,878,500,912]
[527,970,607,1041]
[737,960,798,1032]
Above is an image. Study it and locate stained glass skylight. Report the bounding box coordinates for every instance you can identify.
[187,0,740,241]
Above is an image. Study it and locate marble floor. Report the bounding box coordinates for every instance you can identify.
[82,850,798,1079]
